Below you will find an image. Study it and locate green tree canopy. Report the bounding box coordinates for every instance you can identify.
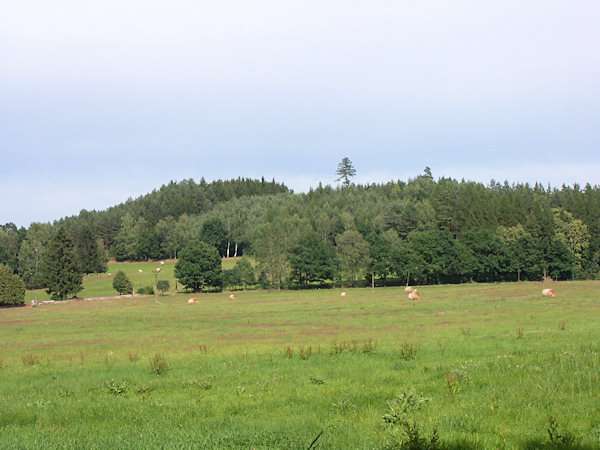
[112,270,133,295]
[175,240,222,292]
[290,231,338,287]
[40,227,83,300]
[234,257,255,290]
[335,157,356,187]
[156,279,170,295]
[199,218,227,257]
[0,264,26,306]
[335,230,371,287]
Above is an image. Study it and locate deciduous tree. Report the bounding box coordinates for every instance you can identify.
[175,240,222,291]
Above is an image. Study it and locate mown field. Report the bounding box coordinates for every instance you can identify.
[2,280,600,448]
[24,259,240,303]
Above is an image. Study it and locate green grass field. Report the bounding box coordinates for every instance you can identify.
[25,258,241,303]
[3,280,600,448]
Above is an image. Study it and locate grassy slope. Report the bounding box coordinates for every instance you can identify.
[25,258,242,302]
[2,281,600,448]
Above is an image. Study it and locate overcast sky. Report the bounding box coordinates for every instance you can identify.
[2,1,599,227]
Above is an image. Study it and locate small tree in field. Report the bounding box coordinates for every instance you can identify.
[113,271,133,295]
[0,264,26,306]
[156,280,170,295]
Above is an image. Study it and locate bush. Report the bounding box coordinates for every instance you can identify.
[137,285,154,295]
[112,271,133,295]
[156,280,170,295]
[0,264,25,307]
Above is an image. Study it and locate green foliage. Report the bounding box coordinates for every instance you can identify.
[0,224,23,274]
[175,240,222,292]
[335,157,357,187]
[74,223,108,274]
[252,216,302,290]
[0,264,26,306]
[396,342,419,362]
[199,218,228,257]
[1,283,600,447]
[547,415,576,448]
[6,174,600,293]
[156,279,170,295]
[17,223,52,289]
[234,258,255,290]
[223,268,242,290]
[104,379,129,396]
[336,230,371,286]
[383,392,431,425]
[40,227,83,300]
[290,231,337,287]
[546,240,576,281]
[112,271,133,295]
[137,285,154,295]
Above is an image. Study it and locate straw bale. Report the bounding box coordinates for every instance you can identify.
[408,290,421,301]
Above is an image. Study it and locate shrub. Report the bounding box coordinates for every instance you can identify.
[138,285,154,295]
[397,342,419,361]
[150,353,169,375]
[104,379,129,396]
[0,264,26,306]
[112,271,133,295]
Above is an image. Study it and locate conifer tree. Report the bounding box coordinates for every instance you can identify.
[112,270,133,295]
[40,227,83,300]
[0,264,26,306]
[335,157,356,187]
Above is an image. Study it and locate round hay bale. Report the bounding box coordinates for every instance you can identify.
[229,294,236,300]
[542,288,556,298]
[187,298,199,304]
[160,261,165,265]
[408,289,421,301]
[340,292,348,297]
[404,286,414,293]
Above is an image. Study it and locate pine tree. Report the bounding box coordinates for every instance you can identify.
[335,157,356,187]
[40,227,83,300]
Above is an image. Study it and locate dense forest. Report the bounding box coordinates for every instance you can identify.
[1,171,599,291]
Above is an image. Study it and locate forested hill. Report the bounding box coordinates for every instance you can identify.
[1,171,600,290]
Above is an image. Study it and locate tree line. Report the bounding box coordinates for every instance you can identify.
[1,171,599,301]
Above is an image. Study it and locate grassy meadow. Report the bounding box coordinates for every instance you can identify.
[24,259,241,303]
[3,276,600,448]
